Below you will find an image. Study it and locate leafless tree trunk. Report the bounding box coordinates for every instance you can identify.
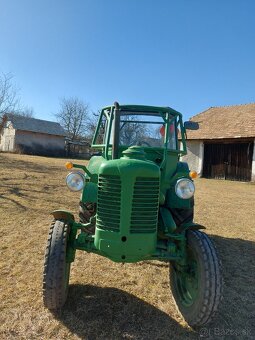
[0,73,20,118]
[55,97,90,141]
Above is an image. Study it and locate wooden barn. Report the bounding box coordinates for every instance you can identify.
[0,114,67,156]
[182,103,255,182]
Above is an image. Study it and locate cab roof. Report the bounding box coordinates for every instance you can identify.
[102,104,182,117]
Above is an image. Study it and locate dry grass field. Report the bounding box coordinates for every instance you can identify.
[0,153,255,339]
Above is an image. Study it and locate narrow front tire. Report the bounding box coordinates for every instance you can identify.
[170,230,222,328]
[43,220,71,310]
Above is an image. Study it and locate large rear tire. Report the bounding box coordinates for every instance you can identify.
[43,220,71,310]
[170,230,222,328]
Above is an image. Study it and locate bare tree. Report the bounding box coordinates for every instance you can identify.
[119,115,149,146]
[0,72,20,118]
[55,97,90,141]
[14,106,34,118]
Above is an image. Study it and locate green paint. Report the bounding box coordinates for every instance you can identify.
[81,182,98,203]
[172,246,199,306]
[44,104,223,323]
[93,153,160,262]
[58,104,205,278]
[160,207,177,233]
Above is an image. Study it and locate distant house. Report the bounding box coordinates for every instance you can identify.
[0,114,67,156]
[182,103,255,182]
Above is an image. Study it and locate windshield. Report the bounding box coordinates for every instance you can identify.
[118,112,177,150]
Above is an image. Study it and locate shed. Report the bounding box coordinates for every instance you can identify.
[65,138,91,159]
[182,103,255,182]
[0,114,67,156]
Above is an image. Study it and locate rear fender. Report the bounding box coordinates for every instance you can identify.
[51,210,75,223]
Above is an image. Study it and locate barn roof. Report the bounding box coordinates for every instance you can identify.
[186,103,255,140]
[5,114,67,136]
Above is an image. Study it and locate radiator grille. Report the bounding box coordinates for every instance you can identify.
[97,175,121,232]
[97,175,159,234]
[130,177,159,233]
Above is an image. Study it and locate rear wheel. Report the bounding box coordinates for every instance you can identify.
[43,220,71,310]
[170,230,222,328]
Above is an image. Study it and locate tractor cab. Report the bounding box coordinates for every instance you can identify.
[92,103,188,165]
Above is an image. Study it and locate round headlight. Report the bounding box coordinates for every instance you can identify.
[66,172,85,191]
[175,178,195,199]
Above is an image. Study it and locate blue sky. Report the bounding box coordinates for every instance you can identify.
[0,0,254,122]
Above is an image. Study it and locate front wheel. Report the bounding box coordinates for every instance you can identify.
[43,220,71,310]
[170,230,222,328]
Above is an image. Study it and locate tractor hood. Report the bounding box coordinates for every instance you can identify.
[94,146,161,262]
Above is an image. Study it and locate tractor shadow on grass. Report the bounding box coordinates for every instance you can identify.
[208,235,255,337]
[56,284,195,340]
[55,235,255,340]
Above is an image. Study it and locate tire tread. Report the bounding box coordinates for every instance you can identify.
[170,230,223,328]
[42,220,70,310]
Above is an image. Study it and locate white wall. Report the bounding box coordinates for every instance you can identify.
[0,124,16,151]
[181,140,204,175]
[0,126,65,154]
[252,140,255,182]
[15,130,65,149]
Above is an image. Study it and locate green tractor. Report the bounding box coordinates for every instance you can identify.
[43,103,222,328]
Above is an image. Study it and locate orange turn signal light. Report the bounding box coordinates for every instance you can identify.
[189,171,198,179]
[65,162,73,170]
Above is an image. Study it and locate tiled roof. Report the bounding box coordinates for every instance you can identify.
[6,114,67,136]
[186,103,255,140]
